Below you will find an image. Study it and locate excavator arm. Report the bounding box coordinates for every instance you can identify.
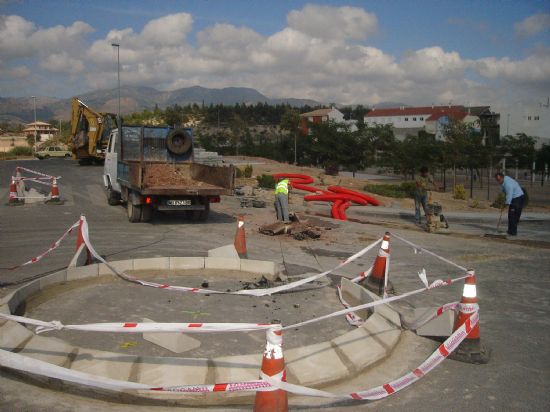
[71,97,117,164]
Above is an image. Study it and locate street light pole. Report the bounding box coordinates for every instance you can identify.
[111,43,121,129]
[31,96,37,150]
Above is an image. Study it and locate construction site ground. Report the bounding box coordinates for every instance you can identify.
[1,158,549,411]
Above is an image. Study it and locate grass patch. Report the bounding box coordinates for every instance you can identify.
[364,182,416,198]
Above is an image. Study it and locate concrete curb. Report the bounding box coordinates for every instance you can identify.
[0,257,402,405]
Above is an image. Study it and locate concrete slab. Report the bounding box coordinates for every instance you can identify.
[67,264,99,281]
[330,324,387,372]
[240,259,276,275]
[414,307,455,337]
[362,313,401,352]
[363,288,402,327]
[0,321,34,351]
[39,269,67,289]
[285,341,350,386]
[207,244,239,259]
[133,258,170,271]
[136,356,209,386]
[141,318,201,354]
[20,335,75,366]
[98,260,134,276]
[70,348,136,381]
[5,281,41,313]
[212,353,262,383]
[169,257,205,270]
[204,257,241,271]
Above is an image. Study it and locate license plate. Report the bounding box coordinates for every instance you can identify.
[167,199,191,206]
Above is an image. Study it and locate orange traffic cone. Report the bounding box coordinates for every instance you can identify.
[363,232,393,295]
[234,215,248,258]
[8,178,23,206]
[46,177,63,204]
[254,327,288,412]
[449,271,490,364]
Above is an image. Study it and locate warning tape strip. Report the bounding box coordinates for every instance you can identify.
[284,273,470,330]
[16,166,58,179]
[80,216,383,297]
[8,220,80,270]
[390,232,468,272]
[0,310,479,399]
[0,313,280,335]
[0,271,470,335]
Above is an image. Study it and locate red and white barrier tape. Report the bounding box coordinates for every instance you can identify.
[0,272,470,335]
[336,285,365,326]
[0,310,479,399]
[8,220,80,270]
[284,273,470,330]
[16,166,59,180]
[80,216,382,297]
[0,313,280,335]
[390,232,468,272]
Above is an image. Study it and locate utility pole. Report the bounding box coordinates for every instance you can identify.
[111,43,121,129]
[31,96,37,150]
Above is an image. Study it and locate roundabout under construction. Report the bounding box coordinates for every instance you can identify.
[0,215,487,410]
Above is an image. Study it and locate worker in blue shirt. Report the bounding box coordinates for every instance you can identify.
[494,172,525,236]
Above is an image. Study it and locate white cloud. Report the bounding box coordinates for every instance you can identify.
[2,5,550,107]
[287,4,378,40]
[0,15,93,59]
[514,12,550,37]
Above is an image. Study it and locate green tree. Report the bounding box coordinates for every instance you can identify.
[230,114,247,155]
[498,133,536,169]
[280,108,300,164]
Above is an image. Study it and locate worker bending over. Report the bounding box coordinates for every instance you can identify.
[494,172,525,236]
[274,178,291,223]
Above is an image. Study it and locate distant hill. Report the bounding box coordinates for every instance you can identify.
[0,86,321,123]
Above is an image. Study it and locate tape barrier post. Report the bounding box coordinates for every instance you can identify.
[255,326,288,412]
[234,215,247,258]
[69,215,92,267]
[449,271,490,364]
[362,232,391,296]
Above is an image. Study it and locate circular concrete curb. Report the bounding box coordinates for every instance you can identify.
[0,257,402,405]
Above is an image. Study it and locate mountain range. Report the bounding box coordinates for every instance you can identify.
[0,86,321,123]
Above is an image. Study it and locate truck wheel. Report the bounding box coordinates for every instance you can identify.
[127,201,142,223]
[107,188,120,206]
[166,129,192,155]
[140,205,154,222]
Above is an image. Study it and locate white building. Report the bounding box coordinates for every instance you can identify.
[498,100,550,148]
[364,105,482,140]
[300,107,357,134]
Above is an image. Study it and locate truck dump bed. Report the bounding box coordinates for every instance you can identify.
[122,162,234,196]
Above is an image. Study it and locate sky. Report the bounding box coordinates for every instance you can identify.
[1,0,549,107]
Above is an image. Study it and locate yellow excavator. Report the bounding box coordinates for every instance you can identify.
[70,97,118,165]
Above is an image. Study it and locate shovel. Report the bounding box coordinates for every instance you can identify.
[484,207,507,239]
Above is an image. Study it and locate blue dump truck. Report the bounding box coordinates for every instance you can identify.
[103,126,234,222]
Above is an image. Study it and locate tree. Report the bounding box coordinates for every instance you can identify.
[498,133,536,169]
[230,114,247,155]
[280,109,300,164]
[535,144,550,172]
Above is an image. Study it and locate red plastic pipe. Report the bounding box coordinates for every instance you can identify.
[327,186,380,206]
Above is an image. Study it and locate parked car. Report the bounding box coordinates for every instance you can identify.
[35,146,72,159]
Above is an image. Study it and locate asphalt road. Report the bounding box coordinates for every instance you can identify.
[1,158,549,411]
